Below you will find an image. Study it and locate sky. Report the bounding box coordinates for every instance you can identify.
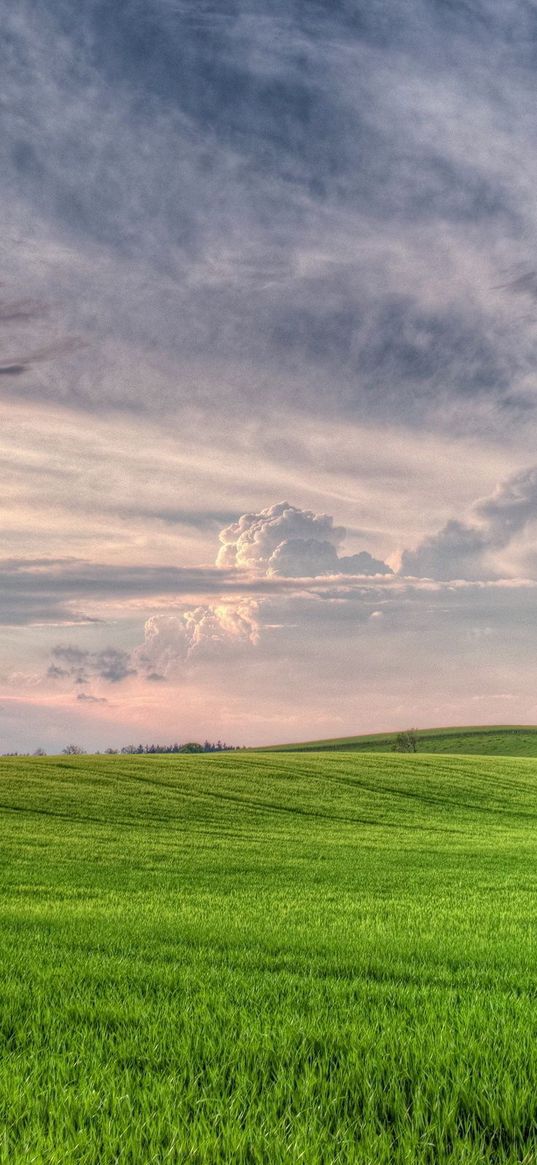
[3,0,537,751]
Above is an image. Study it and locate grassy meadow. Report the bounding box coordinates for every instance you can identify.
[3,750,537,1161]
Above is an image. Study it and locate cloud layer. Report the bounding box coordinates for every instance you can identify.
[3,1,537,434]
[31,477,537,714]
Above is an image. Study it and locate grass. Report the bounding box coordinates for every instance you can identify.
[259,723,537,756]
[3,750,537,1161]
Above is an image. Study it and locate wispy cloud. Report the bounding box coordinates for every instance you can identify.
[0,558,245,625]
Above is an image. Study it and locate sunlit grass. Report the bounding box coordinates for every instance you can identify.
[2,751,537,1162]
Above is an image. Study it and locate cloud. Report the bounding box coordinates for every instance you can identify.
[3,0,537,437]
[0,338,82,378]
[76,692,108,705]
[134,601,260,680]
[476,465,537,544]
[48,645,135,685]
[9,4,537,751]
[400,520,491,581]
[0,297,46,323]
[400,464,537,580]
[0,558,245,625]
[0,540,390,628]
[217,502,392,577]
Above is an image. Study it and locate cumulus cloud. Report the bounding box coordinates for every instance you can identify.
[134,601,260,680]
[400,464,537,580]
[217,502,392,578]
[400,520,491,581]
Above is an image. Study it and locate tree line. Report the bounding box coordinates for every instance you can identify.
[2,740,239,757]
[3,732,421,757]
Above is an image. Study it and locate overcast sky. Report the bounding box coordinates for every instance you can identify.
[3,1,537,750]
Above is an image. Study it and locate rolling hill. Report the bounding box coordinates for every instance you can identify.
[259,723,537,756]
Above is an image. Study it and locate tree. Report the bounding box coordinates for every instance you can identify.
[33,748,47,756]
[393,729,418,753]
[62,744,86,755]
[180,742,203,754]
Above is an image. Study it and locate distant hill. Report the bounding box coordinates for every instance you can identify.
[258,725,537,757]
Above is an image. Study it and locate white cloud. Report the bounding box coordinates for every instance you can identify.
[134,600,260,679]
[217,501,392,577]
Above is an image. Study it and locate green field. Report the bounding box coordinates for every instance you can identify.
[4,751,537,1162]
[261,723,537,756]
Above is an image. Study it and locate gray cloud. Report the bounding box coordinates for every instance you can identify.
[400,521,491,581]
[267,538,390,578]
[0,558,242,625]
[49,644,135,685]
[2,2,537,432]
[401,464,537,580]
[0,297,46,323]
[0,287,82,385]
[476,465,537,543]
[0,338,82,379]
